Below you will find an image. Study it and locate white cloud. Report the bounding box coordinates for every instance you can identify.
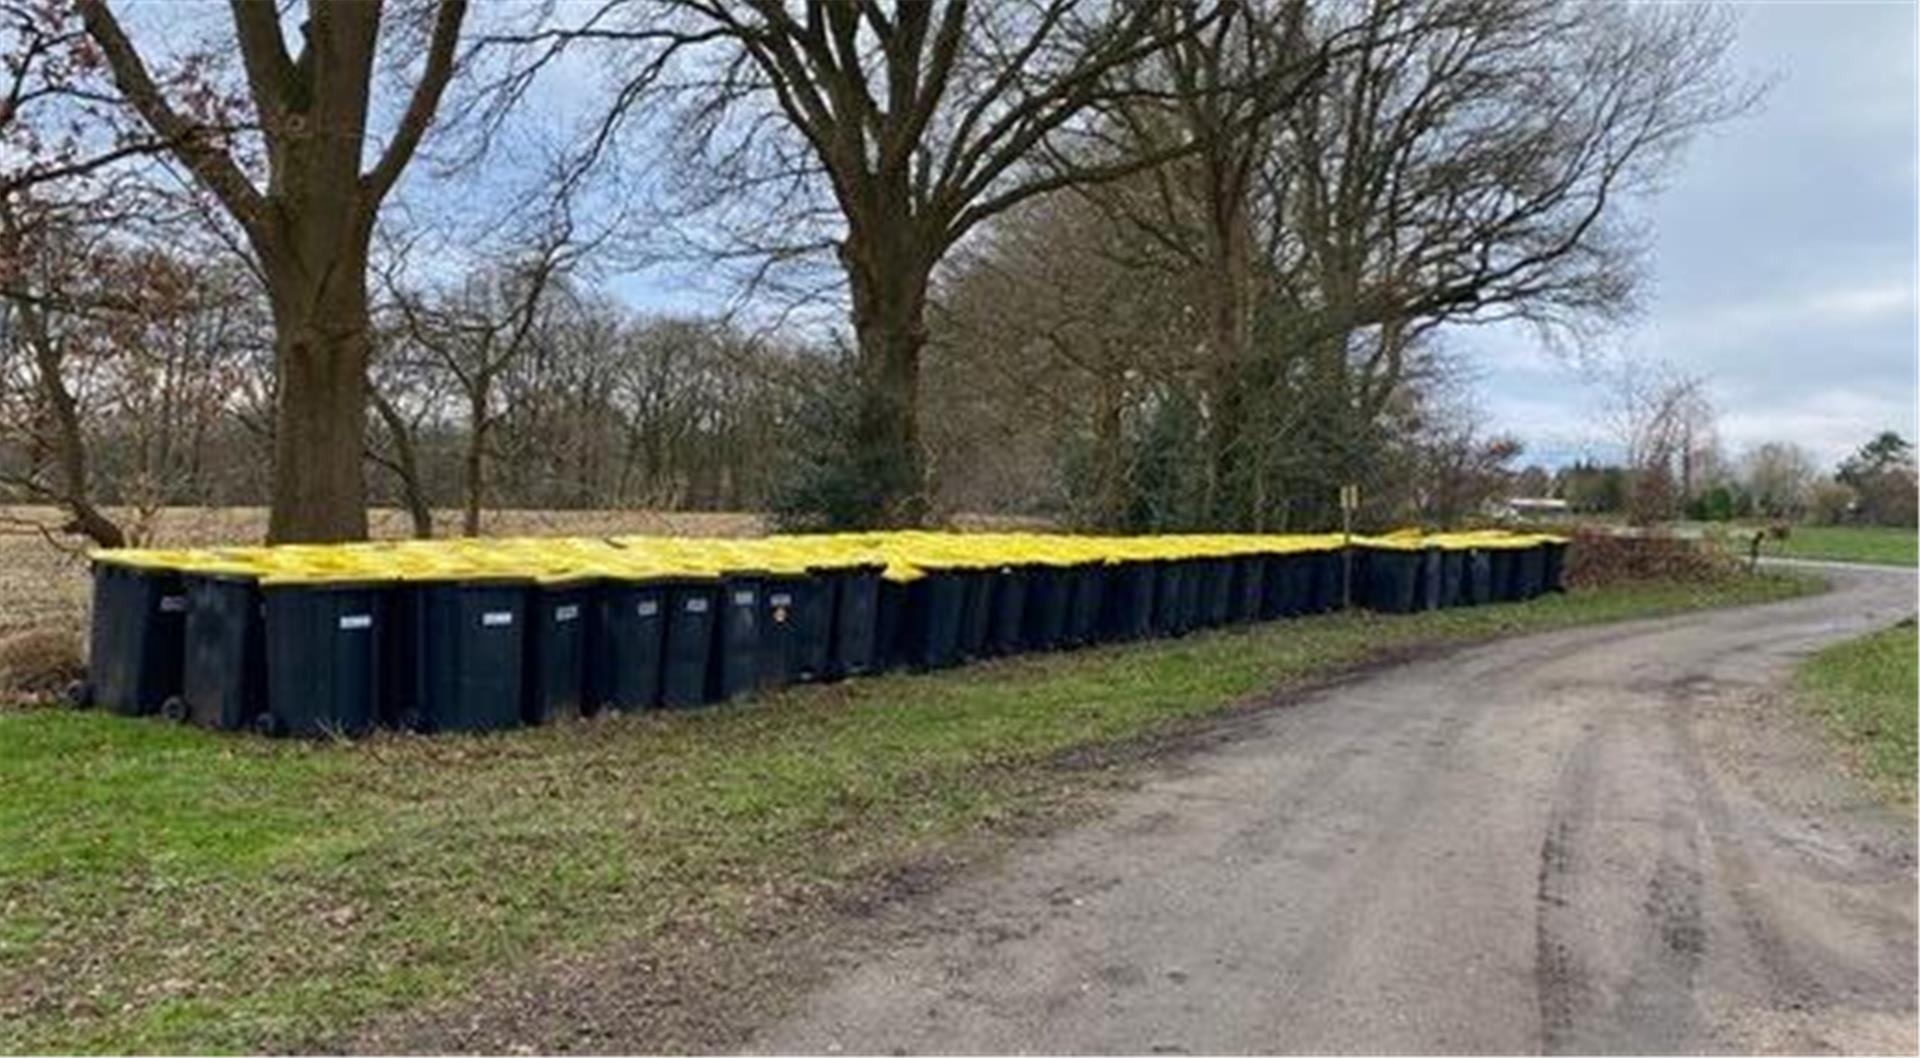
[1647,280,1915,354]
[1718,386,1917,468]
[1806,283,1915,320]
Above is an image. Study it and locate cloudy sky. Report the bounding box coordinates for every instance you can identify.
[1466,3,1918,471]
[419,1,1914,474]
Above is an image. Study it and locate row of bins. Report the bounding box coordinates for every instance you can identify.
[80,562,884,737]
[1356,539,1569,613]
[833,550,1347,673]
[78,538,1565,738]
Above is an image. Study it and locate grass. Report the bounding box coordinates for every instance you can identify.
[0,572,1816,1054]
[1795,620,1919,805]
[1767,525,1917,567]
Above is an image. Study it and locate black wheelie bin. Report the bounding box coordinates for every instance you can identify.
[81,555,188,716]
[402,574,530,734]
[1065,562,1106,647]
[1101,559,1156,641]
[711,572,764,702]
[525,572,595,723]
[661,577,721,707]
[986,563,1029,656]
[170,565,267,730]
[258,571,390,737]
[1362,545,1421,614]
[1228,553,1265,624]
[1021,564,1072,651]
[588,568,670,714]
[827,563,882,678]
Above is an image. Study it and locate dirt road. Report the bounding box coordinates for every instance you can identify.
[748,569,1917,1055]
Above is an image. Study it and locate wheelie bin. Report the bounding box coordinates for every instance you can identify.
[661,579,721,707]
[1198,557,1234,628]
[1516,544,1547,599]
[759,570,834,687]
[957,567,997,659]
[1258,552,1294,620]
[986,564,1029,655]
[1310,548,1344,613]
[587,571,669,713]
[1152,560,1189,637]
[827,564,882,678]
[525,574,594,723]
[259,573,389,737]
[171,566,266,730]
[1101,560,1156,641]
[1229,554,1265,624]
[711,572,764,701]
[873,575,908,673]
[903,569,966,669]
[80,555,188,716]
[1489,548,1520,602]
[1416,548,1444,612]
[1065,563,1106,647]
[1465,548,1494,605]
[1021,564,1072,651]
[402,575,530,733]
[1176,557,1207,632]
[1543,539,1569,593]
[1362,545,1421,613]
[1437,548,1466,609]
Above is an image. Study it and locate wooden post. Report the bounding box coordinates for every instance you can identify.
[1340,484,1359,610]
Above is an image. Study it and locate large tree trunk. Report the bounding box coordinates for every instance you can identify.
[1089,369,1128,530]
[844,235,932,527]
[265,265,373,544]
[1201,204,1257,528]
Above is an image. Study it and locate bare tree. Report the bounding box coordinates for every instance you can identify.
[1741,441,1816,520]
[78,0,469,542]
[512,0,1231,524]
[0,0,178,546]
[1600,359,1711,525]
[1022,0,1751,532]
[931,191,1191,528]
[381,218,582,535]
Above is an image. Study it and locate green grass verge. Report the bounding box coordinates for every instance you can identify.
[0,572,1816,1054]
[1795,621,1919,805]
[1766,525,1917,567]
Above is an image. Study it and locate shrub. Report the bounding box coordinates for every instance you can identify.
[1565,526,1736,587]
[0,627,84,704]
[1808,481,1859,526]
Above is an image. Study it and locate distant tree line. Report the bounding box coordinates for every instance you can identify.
[1549,431,1917,528]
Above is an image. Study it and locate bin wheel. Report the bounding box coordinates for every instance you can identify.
[397,708,424,733]
[64,680,91,710]
[253,712,283,738]
[159,696,189,723]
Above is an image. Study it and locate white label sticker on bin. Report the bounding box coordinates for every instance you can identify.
[733,590,756,606]
[481,611,514,628]
[684,597,709,614]
[769,592,793,607]
[338,614,373,630]
[637,600,660,617]
[159,595,185,613]
[554,604,580,623]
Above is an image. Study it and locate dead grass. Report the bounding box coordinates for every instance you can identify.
[0,627,83,704]
[0,505,771,643]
